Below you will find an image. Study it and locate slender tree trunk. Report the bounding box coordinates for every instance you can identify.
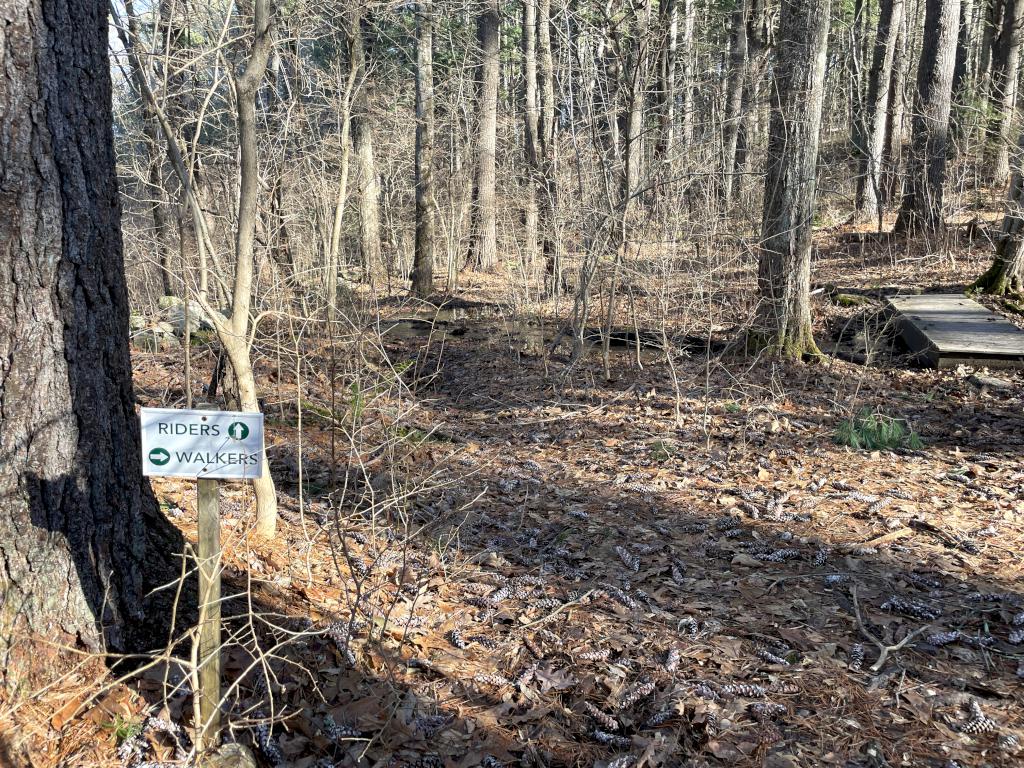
[721,0,749,205]
[538,0,560,293]
[856,0,905,222]
[350,8,382,278]
[523,0,541,269]
[268,174,295,275]
[471,0,500,271]
[119,4,175,296]
[222,0,279,537]
[978,0,1004,92]
[975,129,1024,294]
[622,0,651,203]
[326,64,357,322]
[0,0,182,677]
[983,0,1024,186]
[895,0,959,234]
[654,0,678,161]
[411,0,436,297]
[679,0,696,145]
[952,0,976,97]
[750,0,832,359]
[882,16,909,204]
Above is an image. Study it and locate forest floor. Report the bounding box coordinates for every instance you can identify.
[5,221,1024,768]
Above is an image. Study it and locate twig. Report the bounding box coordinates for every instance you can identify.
[519,589,595,629]
[851,586,929,672]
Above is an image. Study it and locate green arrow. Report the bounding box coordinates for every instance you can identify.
[149,447,170,466]
[227,421,250,441]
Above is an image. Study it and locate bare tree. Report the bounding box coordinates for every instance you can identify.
[749,0,832,358]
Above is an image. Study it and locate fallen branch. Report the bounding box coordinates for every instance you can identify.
[519,589,595,629]
[851,586,930,672]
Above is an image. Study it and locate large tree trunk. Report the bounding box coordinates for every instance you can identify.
[983,0,1024,187]
[0,0,183,678]
[895,0,959,234]
[975,129,1024,295]
[856,0,905,223]
[471,0,500,272]
[750,0,832,359]
[411,0,436,297]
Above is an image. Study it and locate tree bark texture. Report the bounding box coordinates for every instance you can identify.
[472,0,500,271]
[753,0,832,358]
[983,0,1024,186]
[221,0,279,537]
[0,0,183,678]
[895,0,959,233]
[720,0,749,205]
[411,0,436,297]
[856,0,905,221]
[976,129,1024,295]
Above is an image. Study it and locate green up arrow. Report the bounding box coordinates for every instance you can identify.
[227,421,249,441]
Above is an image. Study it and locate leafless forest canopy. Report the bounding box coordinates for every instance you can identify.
[5,0,1024,766]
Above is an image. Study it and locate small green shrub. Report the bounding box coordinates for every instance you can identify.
[101,714,143,744]
[835,409,923,451]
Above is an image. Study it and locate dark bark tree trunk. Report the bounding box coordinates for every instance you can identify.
[411,0,436,297]
[895,0,959,234]
[983,0,1024,186]
[975,129,1024,295]
[856,0,905,222]
[749,0,832,359]
[471,0,500,271]
[0,0,183,679]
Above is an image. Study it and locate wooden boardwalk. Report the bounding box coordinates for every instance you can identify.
[885,294,1024,368]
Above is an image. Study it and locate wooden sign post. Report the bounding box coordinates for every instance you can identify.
[140,406,265,755]
[196,475,222,753]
